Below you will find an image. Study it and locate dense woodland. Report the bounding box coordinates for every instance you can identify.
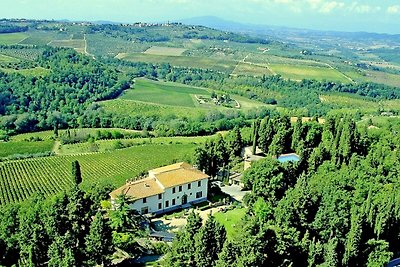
[0,161,149,266]
[169,115,400,266]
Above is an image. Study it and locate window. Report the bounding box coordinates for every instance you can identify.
[165,201,169,208]
[188,183,191,190]
[158,194,162,200]
[198,181,201,187]
[179,185,182,192]
[172,199,176,205]
[141,207,148,214]
[143,197,147,203]
[172,187,176,194]
[196,191,203,198]
[158,203,162,209]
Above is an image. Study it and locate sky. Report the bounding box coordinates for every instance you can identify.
[1,0,400,34]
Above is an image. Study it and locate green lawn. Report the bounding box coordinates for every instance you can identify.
[0,33,28,45]
[119,53,237,73]
[214,207,247,239]
[269,64,350,83]
[121,79,209,107]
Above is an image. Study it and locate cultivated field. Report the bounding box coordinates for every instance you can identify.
[269,64,350,83]
[101,98,204,119]
[231,62,273,77]
[118,53,237,73]
[0,54,19,63]
[0,46,44,61]
[0,140,54,158]
[364,70,400,88]
[56,135,212,155]
[120,79,209,107]
[48,39,85,50]
[0,143,196,205]
[319,93,400,112]
[101,79,267,119]
[0,67,50,76]
[0,33,28,45]
[144,46,187,56]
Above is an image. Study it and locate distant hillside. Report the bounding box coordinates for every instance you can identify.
[180,16,400,45]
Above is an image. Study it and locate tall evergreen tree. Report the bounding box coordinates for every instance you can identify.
[71,160,82,185]
[291,117,303,152]
[194,216,226,267]
[85,211,113,266]
[252,119,260,155]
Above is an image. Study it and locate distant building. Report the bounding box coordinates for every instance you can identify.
[110,162,209,215]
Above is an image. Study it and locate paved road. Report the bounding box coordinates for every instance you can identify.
[220,184,250,202]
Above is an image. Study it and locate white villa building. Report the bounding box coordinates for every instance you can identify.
[110,162,209,214]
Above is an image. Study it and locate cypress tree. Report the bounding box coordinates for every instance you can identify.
[71,160,82,185]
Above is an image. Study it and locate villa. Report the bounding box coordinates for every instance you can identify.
[110,162,209,215]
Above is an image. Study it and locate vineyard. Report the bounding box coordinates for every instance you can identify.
[0,143,196,205]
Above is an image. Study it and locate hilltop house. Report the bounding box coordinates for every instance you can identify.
[110,162,209,215]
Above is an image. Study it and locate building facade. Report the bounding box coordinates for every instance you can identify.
[110,162,209,214]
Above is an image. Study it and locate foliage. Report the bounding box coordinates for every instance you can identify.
[0,143,196,205]
[0,183,144,266]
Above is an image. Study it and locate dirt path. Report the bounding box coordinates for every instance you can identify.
[52,140,60,155]
[83,34,95,59]
[231,53,276,76]
[324,62,354,83]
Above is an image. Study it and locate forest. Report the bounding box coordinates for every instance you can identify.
[0,161,149,266]
[166,115,400,266]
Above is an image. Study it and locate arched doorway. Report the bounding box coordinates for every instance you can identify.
[181,194,188,205]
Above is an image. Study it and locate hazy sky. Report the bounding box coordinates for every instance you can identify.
[1,0,400,34]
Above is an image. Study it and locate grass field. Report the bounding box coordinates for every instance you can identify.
[214,207,247,239]
[56,135,212,155]
[0,143,196,205]
[101,99,203,119]
[246,53,328,67]
[0,67,50,76]
[0,54,20,63]
[0,140,54,158]
[0,33,28,45]
[121,79,209,107]
[269,64,350,83]
[101,79,267,119]
[320,94,400,112]
[10,128,142,142]
[364,70,400,88]
[231,62,273,77]
[144,46,187,56]
[49,39,85,50]
[118,53,237,73]
[19,31,64,46]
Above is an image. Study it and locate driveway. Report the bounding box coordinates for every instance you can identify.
[220,184,250,202]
